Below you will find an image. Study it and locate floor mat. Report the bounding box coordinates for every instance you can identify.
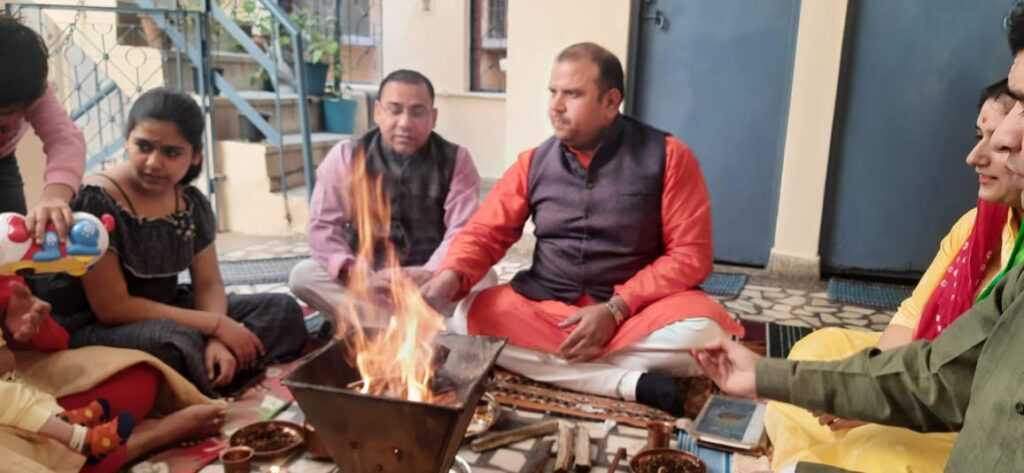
[179,255,307,286]
[488,368,716,428]
[700,272,749,298]
[740,319,812,359]
[826,278,912,310]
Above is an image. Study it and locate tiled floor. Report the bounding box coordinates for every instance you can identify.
[204,231,902,473]
[215,231,898,333]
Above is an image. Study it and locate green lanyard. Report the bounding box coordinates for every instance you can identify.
[977,222,1024,302]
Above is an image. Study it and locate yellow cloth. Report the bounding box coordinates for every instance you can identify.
[0,426,84,473]
[765,208,1015,472]
[1,325,59,437]
[0,346,215,471]
[888,207,1016,329]
[765,328,956,472]
[0,376,61,433]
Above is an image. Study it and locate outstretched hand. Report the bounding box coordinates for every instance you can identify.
[420,269,460,313]
[4,280,50,342]
[690,339,760,398]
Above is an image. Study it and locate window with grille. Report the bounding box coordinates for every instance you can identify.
[470,0,507,92]
[296,0,383,83]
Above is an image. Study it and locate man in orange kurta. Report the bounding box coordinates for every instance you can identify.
[421,43,743,415]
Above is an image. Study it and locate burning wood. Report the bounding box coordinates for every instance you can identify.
[345,373,459,406]
[333,144,449,404]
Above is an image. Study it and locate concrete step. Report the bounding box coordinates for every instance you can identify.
[216,131,347,193]
[210,91,326,141]
[176,51,266,94]
[262,132,352,191]
[214,133,347,235]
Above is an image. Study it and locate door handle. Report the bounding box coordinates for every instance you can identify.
[643,9,667,30]
[641,0,668,31]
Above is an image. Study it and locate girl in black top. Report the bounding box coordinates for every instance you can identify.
[47,88,307,396]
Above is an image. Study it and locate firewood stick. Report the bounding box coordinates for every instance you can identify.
[573,427,592,472]
[471,419,560,452]
[554,421,575,472]
[519,439,554,473]
[607,447,627,472]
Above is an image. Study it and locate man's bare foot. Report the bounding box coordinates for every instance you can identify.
[4,280,48,342]
[124,404,226,462]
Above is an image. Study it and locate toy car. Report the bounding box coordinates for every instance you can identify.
[0,212,114,277]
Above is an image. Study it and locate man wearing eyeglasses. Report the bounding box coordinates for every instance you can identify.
[290,69,487,330]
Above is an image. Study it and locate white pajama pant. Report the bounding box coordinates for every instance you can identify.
[447,291,726,400]
[289,258,499,327]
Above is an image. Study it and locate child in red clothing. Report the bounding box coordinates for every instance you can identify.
[1,280,133,465]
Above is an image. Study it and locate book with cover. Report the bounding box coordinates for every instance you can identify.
[692,394,767,452]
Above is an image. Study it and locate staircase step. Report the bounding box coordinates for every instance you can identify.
[216,132,349,192]
[215,133,348,235]
[210,92,326,140]
[177,50,266,93]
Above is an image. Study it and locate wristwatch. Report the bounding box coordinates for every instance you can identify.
[605,299,625,326]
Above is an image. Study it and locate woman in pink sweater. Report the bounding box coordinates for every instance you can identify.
[0,13,85,243]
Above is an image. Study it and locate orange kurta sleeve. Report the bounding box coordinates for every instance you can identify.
[613,136,714,314]
[438,149,535,299]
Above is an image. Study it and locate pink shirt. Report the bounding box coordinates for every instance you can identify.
[308,138,481,278]
[0,85,85,192]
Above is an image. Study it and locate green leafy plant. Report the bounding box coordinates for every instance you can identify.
[239,2,347,92]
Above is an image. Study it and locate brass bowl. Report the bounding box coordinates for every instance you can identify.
[630,448,707,473]
[464,392,501,439]
[229,420,305,461]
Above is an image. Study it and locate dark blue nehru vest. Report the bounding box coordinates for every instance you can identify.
[510,115,668,303]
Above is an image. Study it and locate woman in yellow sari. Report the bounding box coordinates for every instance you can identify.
[766,79,1020,472]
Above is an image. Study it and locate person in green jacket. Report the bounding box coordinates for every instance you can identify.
[691,4,1024,472]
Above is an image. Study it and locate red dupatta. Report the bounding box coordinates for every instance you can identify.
[913,200,1008,341]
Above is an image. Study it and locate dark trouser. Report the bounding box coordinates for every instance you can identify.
[54,286,309,397]
[0,153,27,214]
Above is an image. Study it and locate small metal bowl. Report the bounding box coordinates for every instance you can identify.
[630,448,707,473]
[229,420,305,461]
[464,393,501,439]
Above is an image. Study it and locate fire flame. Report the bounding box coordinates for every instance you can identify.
[334,145,447,403]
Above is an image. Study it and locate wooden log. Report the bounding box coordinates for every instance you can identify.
[607,447,627,472]
[573,427,591,472]
[470,419,560,452]
[553,421,575,472]
[519,439,554,473]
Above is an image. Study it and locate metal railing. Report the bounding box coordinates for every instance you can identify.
[203,0,315,205]
[7,0,320,226]
[4,2,219,193]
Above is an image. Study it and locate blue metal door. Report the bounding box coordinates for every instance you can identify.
[630,0,800,266]
[821,1,1012,276]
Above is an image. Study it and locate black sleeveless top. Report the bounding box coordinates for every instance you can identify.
[71,178,216,304]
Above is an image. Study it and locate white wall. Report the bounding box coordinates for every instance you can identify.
[380,0,508,178]
[503,0,631,168]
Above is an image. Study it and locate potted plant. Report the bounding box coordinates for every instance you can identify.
[322,72,358,134]
[288,7,338,97]
[240,2,338,94]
